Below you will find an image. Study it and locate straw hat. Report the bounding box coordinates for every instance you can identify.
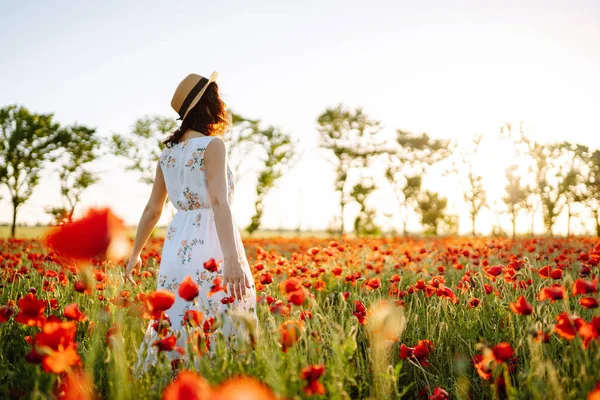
[171,71,218,121]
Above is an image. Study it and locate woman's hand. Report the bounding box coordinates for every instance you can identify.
[222,255,251,301]
[124,254,142,286]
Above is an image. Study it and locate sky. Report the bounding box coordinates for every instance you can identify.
[1,0,599,235]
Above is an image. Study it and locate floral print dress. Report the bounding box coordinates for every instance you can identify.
[134,136,258,375]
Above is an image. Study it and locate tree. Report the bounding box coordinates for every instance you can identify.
[111,115,177,184]
[224,113,260,185]
[385,130,451,235]
[317,104,386,235]
[416,190,455,235]
[449,135,487,236]
[0,105,67,237]
[581,149,600,236]
[245,125,297,235]
[558,142,588,236]
[349,178,380,236]
[503,165,528,238]
[45,124,103,223]
[513,126,577,236]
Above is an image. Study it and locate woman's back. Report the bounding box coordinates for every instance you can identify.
[159,135,235,211]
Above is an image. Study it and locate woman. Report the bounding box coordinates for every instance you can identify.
[125,71,258,374]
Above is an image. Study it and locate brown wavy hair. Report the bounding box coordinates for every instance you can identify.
[163,82,230,147]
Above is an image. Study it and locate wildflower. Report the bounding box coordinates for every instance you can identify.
[509,296,533,316]
[537,284,566,302]
[300,364,326,396]
[572,279,598,296]
[400,340,434,367]
[26,321,82,374]
[44,207,129,263]
[279,320,303,353]
[64,303,87,322]
[161,370,212,400]
[15,293,47,327]
[178,276,199,301]
[203,258,220,273]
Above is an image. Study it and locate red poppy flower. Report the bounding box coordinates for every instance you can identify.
[430,387,450,400]
[331,266,343,277]
[43,207,129,264]
[468,298,480,308]
[484,284,493,295]
[220,296,236,305]
[145,290,175,319]
[0,305,14,323]
[554,312,584,340]
[54,368,94,400]
[208,277,226,298]
[74,280,90,294]
[203,316,217,334]
[415,279,427,290]
[400,340,434,367]
[154,334,184,354]
[473,353,493,380]
[484,265,504,281]
[492,342,514,362]
[579,297,599,309]
[64,303,87,322]
[538,265,551,278]
[27,321,82,374]
[203,258,220,273]
[300,364,326,396]
[178,276,199,301]
[577,320,599,349]
[278,277,306,306]
[161,370,212,400]
[537,285,566,302]
[15,293,47,327]
[353,300,367,325]
[268,300,290,316]
[364,277,381,290]
[183,310,204,327]
[211,375,278,400]
[278,320,303,353]
[588,382,600,400]
[509,296,533,316]
[300,310,313,321]
[572,278,597,296]
[259,274,273,285]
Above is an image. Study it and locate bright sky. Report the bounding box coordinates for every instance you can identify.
[1,0,599,235]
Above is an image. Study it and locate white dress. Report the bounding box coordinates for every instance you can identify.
[133,135,258,375]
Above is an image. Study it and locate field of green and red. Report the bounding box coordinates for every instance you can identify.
[1,223,599,399]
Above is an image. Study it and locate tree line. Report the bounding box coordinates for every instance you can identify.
[1,104,599,238]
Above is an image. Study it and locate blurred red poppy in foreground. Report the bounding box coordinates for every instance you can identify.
[162,370,212,400]
[43,207,130,264]
[26,321,82,374]
[161,370,277,400]
[54,368,94,400]
[212,375,278,400]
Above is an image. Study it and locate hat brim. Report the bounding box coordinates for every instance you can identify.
[180,71,219,122]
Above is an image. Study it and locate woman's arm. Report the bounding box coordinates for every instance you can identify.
[125,160,168,278]
[205,137,249,300]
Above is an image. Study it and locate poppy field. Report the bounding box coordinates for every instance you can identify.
[0,216,599,399]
